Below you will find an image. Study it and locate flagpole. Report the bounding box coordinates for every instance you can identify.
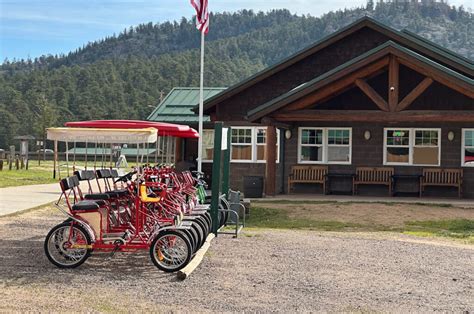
[197,30,205,173]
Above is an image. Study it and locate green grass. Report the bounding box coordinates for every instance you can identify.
[0,159,101,188]
[247,206,474,243]
[247,206,369,231]
[0,166,56,188]
[403,219,474,243]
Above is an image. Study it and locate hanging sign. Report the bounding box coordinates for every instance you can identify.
[222,128,228,151]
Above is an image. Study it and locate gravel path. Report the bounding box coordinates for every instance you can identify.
[0,207,473,312]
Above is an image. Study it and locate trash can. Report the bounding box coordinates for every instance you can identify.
[243,176,264,198]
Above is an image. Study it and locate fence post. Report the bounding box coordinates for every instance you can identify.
[210,122,223,235]
[0,160,3,171]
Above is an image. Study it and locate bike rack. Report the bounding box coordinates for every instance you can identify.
[217,190,245,237]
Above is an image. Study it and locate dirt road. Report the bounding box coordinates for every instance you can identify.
[0,206,472,312]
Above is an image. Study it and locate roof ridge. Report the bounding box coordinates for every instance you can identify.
[400,29,473,67]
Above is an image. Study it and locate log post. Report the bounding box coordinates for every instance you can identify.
[388,56,399,112]
[265,125,277,196]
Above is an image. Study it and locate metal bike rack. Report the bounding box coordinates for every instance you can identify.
[217,190,245,237]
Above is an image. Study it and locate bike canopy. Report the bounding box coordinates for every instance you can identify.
[47,127,158,143]
[64,120,199,138]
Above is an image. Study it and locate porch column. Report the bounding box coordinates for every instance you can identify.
[265,125,277,196]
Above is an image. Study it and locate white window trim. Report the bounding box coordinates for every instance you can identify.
[230,126,254,163]
[255,127,280,164]
[297,127,352,165]
[461,129,474,167]
[383,128,441,167]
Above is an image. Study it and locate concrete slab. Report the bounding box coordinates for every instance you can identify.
[0,180,108,216]
[0,183,60,216]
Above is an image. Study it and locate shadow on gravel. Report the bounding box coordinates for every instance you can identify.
[0,238,174,286]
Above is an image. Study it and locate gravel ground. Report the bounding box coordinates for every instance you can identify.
[0,207,473,312]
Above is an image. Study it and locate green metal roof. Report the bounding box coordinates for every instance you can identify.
[247,41,474,121]
[147,87,226,123]
[67,147,156,156]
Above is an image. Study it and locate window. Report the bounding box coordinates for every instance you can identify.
[385,129,410,164]
[229,127,280,163]
[299,128,324,162]
[298,128,351,164]
[384,128,440,166]
[202,129,214,162]
[462,129,474,167]
[327,129,351,163]
[255,127,280,162]
[256,128,266,161]
[231,128,253,161]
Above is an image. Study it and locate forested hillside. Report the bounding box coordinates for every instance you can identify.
[0,1,472,148]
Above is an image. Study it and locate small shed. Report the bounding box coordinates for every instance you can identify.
[14,135,35,158]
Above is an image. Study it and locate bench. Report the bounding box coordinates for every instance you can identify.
[288,165,328,194]
[420,168,463,198]
[353,167,394,196]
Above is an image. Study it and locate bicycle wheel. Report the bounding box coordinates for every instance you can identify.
[44,222,92,268]
[180,228,197,254]
[184,220,204,249]
[150,230,192,272]
[194,216,209,239]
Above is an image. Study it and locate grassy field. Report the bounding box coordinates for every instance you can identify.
[247,202,474,244]
[0,161,57,188]
[0,160,91,188]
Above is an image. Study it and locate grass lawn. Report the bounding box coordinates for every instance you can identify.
[0,162,56,188]
[247,201,474,244]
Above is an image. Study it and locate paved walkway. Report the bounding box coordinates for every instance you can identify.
[0,183,60,216]
[0,180,113,216]
[254,194,474,207]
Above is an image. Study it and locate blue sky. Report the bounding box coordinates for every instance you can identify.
[1,0,472,61]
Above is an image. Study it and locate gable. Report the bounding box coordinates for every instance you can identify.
[247,42,473,122]
[202,17,473,121]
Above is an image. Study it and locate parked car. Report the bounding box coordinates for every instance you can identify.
[36,149,54,154]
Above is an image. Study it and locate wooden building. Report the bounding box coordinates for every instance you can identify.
[200,17,474,198]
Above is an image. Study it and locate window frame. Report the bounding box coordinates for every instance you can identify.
[383,128,441,167]
[297,127,352,165]
[230,126,254,163]
[461,129,474,167]
[201,129,215,163]
[255,127,280,164]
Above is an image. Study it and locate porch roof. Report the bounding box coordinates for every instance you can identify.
[246,41,474,122]
[147,87,226,123]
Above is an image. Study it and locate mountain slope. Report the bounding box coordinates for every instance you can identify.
[0,2,472,148]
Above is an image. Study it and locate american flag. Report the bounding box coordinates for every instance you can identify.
[190,0,209,34]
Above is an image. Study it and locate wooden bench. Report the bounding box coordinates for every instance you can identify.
[353,167,394,196]
[288,165,328,194]
[420,168,463,198]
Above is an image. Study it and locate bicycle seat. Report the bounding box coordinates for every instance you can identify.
[72,201,100,211]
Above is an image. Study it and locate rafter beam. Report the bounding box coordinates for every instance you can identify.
[388,56,399,112]
[397,57,474,99]
[284,56,390,111]
[355,79,390,112]
[272,110,474,122]
[261,117,291,129]
[396,77,433,112]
